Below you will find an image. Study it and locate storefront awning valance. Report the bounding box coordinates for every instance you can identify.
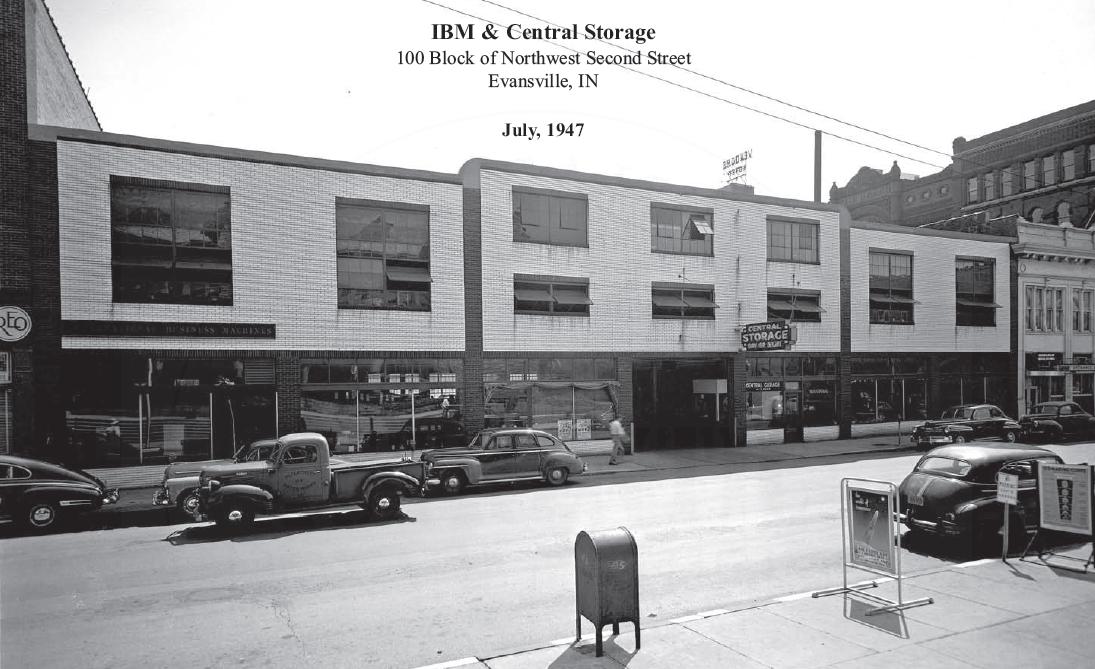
[652,294,687,307]
[386,266,432,283]
[514,287,553,301]
[553,288,593,305]
[955,297,1002,308]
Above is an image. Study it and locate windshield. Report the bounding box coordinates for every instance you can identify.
[939,406,971,419]
[1031,404,1055,414]
[234,443,277,462]
[916,456,972,478]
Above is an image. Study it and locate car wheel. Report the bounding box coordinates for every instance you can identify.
[440,470,466,496]
[368,488,402,520]
[176,489,201,517]
[951,434,967,444]
[545,466,569,487]
[25,501,61,532]
[214,501,254,531]
[1002,429,1019,443]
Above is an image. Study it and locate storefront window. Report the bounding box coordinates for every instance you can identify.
[938,377,962,413]
[1074,373,1094,414]
[803,381,837,426]
[746,390,784,429]
[483,383,617,438]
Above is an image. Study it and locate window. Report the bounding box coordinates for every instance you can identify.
[767,218,819,263]
[967,176,979,203]
[1029,207,1044,224]
[512,187,588,247]
[767,290,823,323]
[1024,160,1038,190]
[1001,169,1013,197]
[1075,289,1094,333]
[652,283,718,319]
[0,465,30,479]
[1089,144,1095,174]
[1063,149,1076,181]
[869,250,915,324]
[1027,285,1064,332]
[955,257,998,326]
[1042,155,1057,186]
[650,204,713,256]
[336,198,431,311]
[110,177,232,304]
[983,173,995,201]
[513,276,592,316]
[1057,202,1072,226]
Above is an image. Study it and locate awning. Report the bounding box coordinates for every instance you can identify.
[687,216,714,236]
[869,291,918,304]
[683,294,719,308]
[652,293,687,307]
[785,301,824,313]
[767,299,797,311]
[386,266,432,283]
[956,297,1002,308]
[553,288,593,305]
[514,287,553,302]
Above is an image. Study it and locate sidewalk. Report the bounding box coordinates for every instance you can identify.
[422,545,1095,669]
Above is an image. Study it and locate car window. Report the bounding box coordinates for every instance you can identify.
[536,435,556,448]
[283,445,317,464]
[989,407,1003,418]
[972,408,989,420]
[515,434,537,449]
[0,465,31,480]
[489,435,514,450]
[1060,405,1073,416]
[1032,404,1054,415]
[916,456,972,478]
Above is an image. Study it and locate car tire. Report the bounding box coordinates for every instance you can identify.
[176,489,201,517]
[368,488,402,520]
[24,500,61,532]
[545,466,569,486]
[1002,429,1019,443]
[214,500,255,531]
[951,434,967,444]
[440,470,466,496]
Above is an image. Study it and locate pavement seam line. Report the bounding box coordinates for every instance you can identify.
[410,657,481,669]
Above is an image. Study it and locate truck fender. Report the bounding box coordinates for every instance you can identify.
[362,471,421,500]
[207,484,274,512]
[427,457,484,483]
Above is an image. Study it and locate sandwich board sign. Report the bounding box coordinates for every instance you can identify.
[1038,463,1092,535]
[848,486,896,576]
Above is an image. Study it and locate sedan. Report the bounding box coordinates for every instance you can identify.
[0,455,119,532]
[911,404,1021,448]
[1019,401,1095,442]
[898,444,1062,552]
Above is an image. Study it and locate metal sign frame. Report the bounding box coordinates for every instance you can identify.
[813,478,932,615]
[1020,461,1095,573]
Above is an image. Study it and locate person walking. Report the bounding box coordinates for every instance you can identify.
[608,416,627,465]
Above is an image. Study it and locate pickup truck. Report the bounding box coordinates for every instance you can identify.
[197,432,426,530]
[153,438,278,517]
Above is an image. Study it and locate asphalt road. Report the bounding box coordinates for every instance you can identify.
[3,442,1094,669]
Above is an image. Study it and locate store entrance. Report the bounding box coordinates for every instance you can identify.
[632,358,730,450]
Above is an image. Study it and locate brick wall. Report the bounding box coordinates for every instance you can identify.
[25,0,99,130]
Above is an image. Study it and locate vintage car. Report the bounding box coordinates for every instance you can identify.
[153,439,278,516]
[899,443,1062,551]
[420,428,586,495]
[1019,401,1095,442]
[0,455,119,532]
[911,404,1022,448]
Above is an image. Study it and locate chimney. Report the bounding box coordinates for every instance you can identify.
[720,183,755,196]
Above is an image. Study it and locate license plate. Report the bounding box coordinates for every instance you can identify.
[908,494,924,507]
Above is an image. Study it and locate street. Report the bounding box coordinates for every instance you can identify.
[3,442,1094,669]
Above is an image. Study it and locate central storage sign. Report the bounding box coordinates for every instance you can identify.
[741,321,792,351]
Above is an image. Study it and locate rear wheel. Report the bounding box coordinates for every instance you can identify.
[440,470,466,496]
[951,434,967,444]
[545,466,569,486]
[25,501,61,532]
[1002,429,1019,443]
[368,488,402,520]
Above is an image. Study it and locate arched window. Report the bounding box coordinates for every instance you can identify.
[1028,207,1044,224]
[1057,202,1072,227]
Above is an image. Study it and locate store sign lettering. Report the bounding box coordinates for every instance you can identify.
[0,306,32,342]
[741,322,792,351]
[745,381,783,392]
[63,320,276,338]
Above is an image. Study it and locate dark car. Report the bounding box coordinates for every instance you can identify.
[899,443,1062,550]
[1019,401,1095,442]
[911,404,1021,448]
[420,428,586,495]
[0,455,119,532]
[393,417,467,450]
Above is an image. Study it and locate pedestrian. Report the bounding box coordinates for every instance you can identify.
[441,395,450,418]
[608,416,626,465]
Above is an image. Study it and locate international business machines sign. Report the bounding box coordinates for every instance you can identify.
[812,478,932,615]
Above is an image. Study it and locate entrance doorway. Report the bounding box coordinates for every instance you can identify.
[633,358,730,449]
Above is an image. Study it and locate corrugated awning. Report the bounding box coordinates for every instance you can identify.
[652,293,687,307]
[683,294,719,308]
[956,297,1002,308]
[767,299,797,311]
[869,291,918,304]
[514,287,553,302]
[553,288,593,305]
[688,216,714,236]
[786,301,824,313]
[386,266,432,283]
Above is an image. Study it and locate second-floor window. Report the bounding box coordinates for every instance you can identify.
[1024,160,1038,190]
[767,290,823,323]
[110,176,232,305]
[767,218,819,263]
[983,173,996,201]
[1063,149,1076,181]
[651,204,713,256]
[967,176,979,203]
[955,257,998,327]
[869,250,914,324]
[652,283,718,319]
[513,276,592,316]
[336,198,431,311]
[1042,155,1057,186]
[1001,169,1013,197]
[1026,285,1064,332]
[512,187,588,247]
[1075,289,1094,333]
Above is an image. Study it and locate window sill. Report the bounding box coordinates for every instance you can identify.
[511,239,589,249]
[766,258,821,266]
[514,312,590,318]
[651,249,714,258]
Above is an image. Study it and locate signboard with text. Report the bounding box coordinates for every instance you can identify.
[576,418,592,440]
[848,486,896,575]
[0,306,32,343]
[741,322,793,351]
[996,472,1019,506]
[1038,463,1092,535]
[557,419,574,441]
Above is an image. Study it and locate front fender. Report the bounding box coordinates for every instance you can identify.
[205,484,274,512]
[362,471,423,499]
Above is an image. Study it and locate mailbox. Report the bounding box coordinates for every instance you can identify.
[574,527,640,657]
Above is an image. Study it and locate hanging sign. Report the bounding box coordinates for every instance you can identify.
[1038,463,1092,535]
[0,306,32,343]
[741,322,793,351]
[847,486,896,576]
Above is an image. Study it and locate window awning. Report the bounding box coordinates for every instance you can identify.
[685,216,714,237]
[553,288,593,305]
[869,291,919,304]
[786,301,824,313]
[652,293,687,307]
[386,266,432,283]
[767,299,797,311]
[514,287,553,302]
[956,297,1002,308]
[683,294,719,308]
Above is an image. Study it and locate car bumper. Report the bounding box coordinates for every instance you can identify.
[102,489,120,505]
[915,435,954,446]
[153,487,172,506]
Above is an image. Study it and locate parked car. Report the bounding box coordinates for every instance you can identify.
[898,443,1062,551]
[392,417,467,450]
[0,455,119,532]
[153,439,278,517]
[1019,401,1095,442]
[421,428,586,495]
[911,404,1022,448]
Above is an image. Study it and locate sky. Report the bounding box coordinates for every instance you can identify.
[45,0,1095,202]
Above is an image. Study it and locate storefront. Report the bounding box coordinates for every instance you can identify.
[633,357,729,449]
[744,355,839,443]
[1026,353,1094,414]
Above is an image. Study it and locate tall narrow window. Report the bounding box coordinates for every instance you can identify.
[967,176,979,203]
[336,198,431,311]
[512,187,588,247]
[1042,155,1057,186]
[983,173,995,201]
[650,204,714,256]
[1048,287,1064,332]
[955,257,998,326]
[767,218,819,263]
[1001,169,1013,197]
[1062,149,1076,181]
[1074,289,1094,333]
[869,250,915,324]
[1089,144,1095,174]
[110,177,232,304]
[1024,160,1038,190]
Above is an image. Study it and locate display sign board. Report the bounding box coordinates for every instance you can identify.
[63,320,276,338]
[1038,463,1093,535]
[848,486,896,576]
[0,306,32,343]
[996,472,1019,505]
[1025,352,1063,371]
[744,381,783,392]
[741,322,793,351]
[557,419,574,441]
[576,418,592,440]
